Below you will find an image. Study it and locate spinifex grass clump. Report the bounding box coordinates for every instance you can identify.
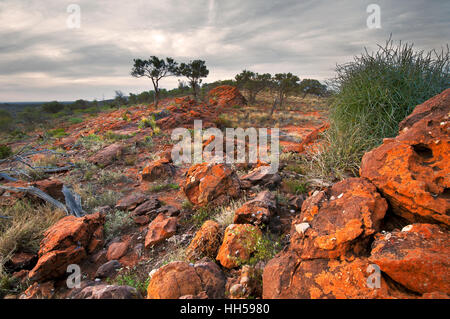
[316,38,449,179]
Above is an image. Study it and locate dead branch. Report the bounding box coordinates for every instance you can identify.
[0,185,69,214]
[62,185,86,217]
[0,144,75,179]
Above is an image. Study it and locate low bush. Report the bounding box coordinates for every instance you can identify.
[315,38,449,179]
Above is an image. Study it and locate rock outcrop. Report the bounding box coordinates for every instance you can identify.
[208,85,247,109]
[147,260,226,299]
[71,284,142,299]
[369,223,450,295]
[185,220,222,262]
[360,88,450,226]
[216,224,262,269]
[233,191,277,226]
[289,178,387,259]
[88,143,124,166]
[28,212,104,282]
[144,213,177,248]
[141,158,176,182]
[181,163,241,207]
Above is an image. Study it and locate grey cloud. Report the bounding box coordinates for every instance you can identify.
[0,0,449,101]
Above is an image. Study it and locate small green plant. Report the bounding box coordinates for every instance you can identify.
[104,130,132,142]
[181,199,193,210]
[104,210,134,242]
[107,267,149,296]
[97,170,131,186]
[190,206,212,227]
[47,128,68,138]
[284,178,308,194]
[248,234,282,266]
[68,117,83,124]
[148,183,179,192]
[121,111,131,121]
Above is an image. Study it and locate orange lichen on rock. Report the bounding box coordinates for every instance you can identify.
[360,88,450,226]
[369,223,450,295]
[289,178,387,259]
[147,260,226,299]
[28,212,104,282]
[185,220,222,262]
[216,224,262,269]
[141,158,175,182]
[262,252,413,299]
[181,163,241,207]
[144,213,177,248]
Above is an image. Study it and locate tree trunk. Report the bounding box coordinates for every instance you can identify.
[270,97,278,117]
[191,80,198,101]
[152,79,159,107]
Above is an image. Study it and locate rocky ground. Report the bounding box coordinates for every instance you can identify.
[0,86,448,299]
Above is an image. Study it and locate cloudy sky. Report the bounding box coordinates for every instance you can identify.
[0,0,448,102]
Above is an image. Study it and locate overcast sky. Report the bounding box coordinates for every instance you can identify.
[0,0,448,102]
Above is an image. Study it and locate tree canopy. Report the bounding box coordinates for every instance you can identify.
[177,60,209,99]
[131,56,178,106]
[235,70,271,103]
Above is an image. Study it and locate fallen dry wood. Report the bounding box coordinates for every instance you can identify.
[62,185,86,217]
[0,184,86,217]
[0,145,75,179]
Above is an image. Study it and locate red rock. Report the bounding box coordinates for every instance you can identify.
[369,223,450,295]
[132,197,161,216]
[141,158,176,182]
[7,252,37,271]
[240,165,281,189]
[20,282,55,299]
[133,215,150,225]
[115,192,148,211]
[360,89,450,226]
[147,260,225,299]
[28,212,104,282]
[207,85,247,109]
[234,191,277,226]
[182,163,241,207]
[71,284,142,299]
[88,143,124,166]
[227,265,263,299]
[216,224,262,269]
[33,179,64,201]
[185,220,222,261]
[95,260,122,279]
[144,213,177,248]
[262,252,412,299]
[290,178,387,259]
[107,241,129,261]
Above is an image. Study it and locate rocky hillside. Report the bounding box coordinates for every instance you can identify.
[0,86,448,299]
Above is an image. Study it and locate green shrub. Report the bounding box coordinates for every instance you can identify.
[0,110,13,131]
[284,178,308,194]
[318,38,449,179]
[104,210,134,242]
[47,128,68,138]
[0,144,12,159]
[42,101,64,114]
[107,268,149,296]
[68,117,83,124]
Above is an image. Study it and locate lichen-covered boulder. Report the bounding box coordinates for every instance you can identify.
[360,88,450,226]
